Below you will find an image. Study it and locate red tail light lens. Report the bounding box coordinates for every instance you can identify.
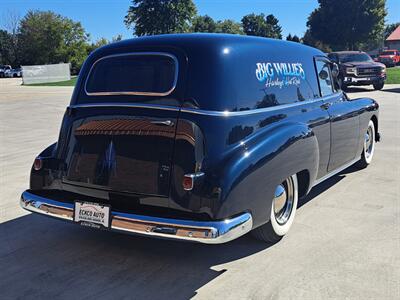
[182,175,194,191]
[182,172,205,191]
[33,157,43,171]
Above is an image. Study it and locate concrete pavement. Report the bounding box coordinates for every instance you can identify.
[0,80,399,299]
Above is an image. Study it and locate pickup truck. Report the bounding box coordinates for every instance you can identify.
[20,34,380,244]
[328,51,386,90]
[378,49,400,67]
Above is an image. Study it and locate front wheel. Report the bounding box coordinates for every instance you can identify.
[252,174,298,243]
[356,120,376,168]
[373,82,384,90]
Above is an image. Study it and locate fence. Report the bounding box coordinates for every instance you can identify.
[21,63,71,84]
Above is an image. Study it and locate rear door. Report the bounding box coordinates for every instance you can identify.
[61,52,183,197]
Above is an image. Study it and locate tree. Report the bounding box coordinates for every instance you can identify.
[2,11,21,65]
[216,20,243,34]
[125,0,197,36]
[191,15,217,33]
[302,29,332,52]
[86,38,109,55]
[191,16,243,35]
[86,35,123,54]
[112,34,123,43]
[307,0,386,50]
[0,30,13,64]
[18,10,89,73]
[241,13,282,39]
[286,34,300,43]
[384,22,400,39]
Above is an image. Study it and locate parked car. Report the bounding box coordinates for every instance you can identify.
[20,34,380,244]
[378,49,400,67]
[328,51,386,90]
[4,67,22,78]
[0,64,12,78]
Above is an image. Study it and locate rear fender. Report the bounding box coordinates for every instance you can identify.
[216,122,319,227]
[30,142,58,189]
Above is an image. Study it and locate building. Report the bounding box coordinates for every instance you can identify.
[385,25,400,51]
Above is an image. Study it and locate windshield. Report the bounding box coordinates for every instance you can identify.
[339,53,372,63]
[381,51,396,56]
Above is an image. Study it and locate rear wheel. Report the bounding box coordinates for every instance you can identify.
[373,82,384,90]
[356,120,375,168]
[252,174,298,243]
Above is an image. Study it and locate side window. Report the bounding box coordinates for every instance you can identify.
[315,59,334,97]
[234,59,319,111]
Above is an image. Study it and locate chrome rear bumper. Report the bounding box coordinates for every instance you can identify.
[20,191,252,244]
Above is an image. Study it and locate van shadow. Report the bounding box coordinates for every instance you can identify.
[1,168,356,299]
[0,213,268,299]
[380,87,400,93]
[298,164,359,208]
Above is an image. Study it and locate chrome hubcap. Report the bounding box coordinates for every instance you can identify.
[273,177,294,225]
[364,126,374,158]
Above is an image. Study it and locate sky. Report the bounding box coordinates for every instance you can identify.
[0,0,399,42]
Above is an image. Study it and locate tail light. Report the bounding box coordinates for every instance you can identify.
[182,172,204,191]
[183,174,194,191]
[33,157,43,171]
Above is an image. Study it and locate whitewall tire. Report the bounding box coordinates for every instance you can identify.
[357,120,375,168]
[252,174,298,243]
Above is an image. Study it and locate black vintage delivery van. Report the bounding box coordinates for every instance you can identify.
[21,34,380,243]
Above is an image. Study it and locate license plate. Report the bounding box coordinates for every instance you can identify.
[352,77,370,82]
[74,201,110,228]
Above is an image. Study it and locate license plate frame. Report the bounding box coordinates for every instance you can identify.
[74,201,111,229]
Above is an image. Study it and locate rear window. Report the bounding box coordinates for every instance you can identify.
[85,53,178,96]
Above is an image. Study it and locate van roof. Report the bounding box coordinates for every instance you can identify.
[97,33,323,57]
[75,34,324,111]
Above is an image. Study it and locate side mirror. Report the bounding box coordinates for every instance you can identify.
[331,63,339,78]
[319,70,329,80]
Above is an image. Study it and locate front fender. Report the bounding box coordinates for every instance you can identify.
[216,122,319,227]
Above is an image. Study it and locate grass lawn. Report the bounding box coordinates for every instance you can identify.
[24,76,77,86]
[386,67,400,84]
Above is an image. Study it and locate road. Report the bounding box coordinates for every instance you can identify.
[0,79,399,299]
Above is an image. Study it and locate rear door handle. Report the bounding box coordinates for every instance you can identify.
[150,120,174,126]
[320,102,331,110]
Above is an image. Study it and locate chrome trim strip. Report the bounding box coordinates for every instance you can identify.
[84,52,179,97]
[20,191,253,244]
[312,156,360,187]
[180,92,342,117]
[68,103,180,112]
